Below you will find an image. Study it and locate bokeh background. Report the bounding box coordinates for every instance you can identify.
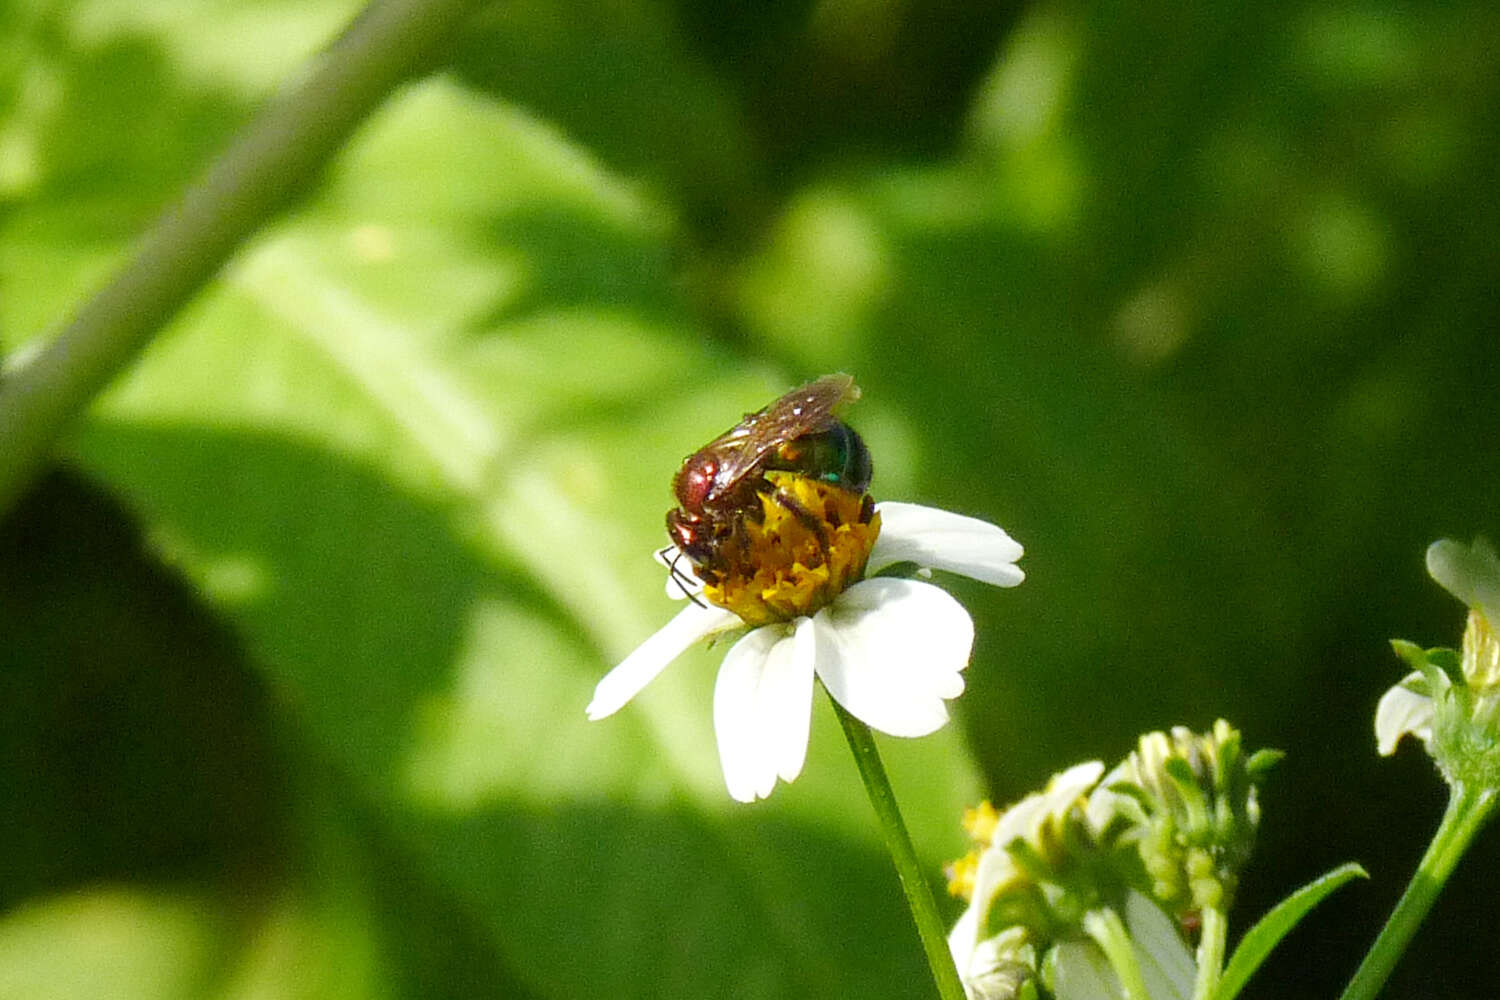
[1,0,1497,996]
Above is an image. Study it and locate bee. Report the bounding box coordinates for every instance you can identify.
[665,374,873,589]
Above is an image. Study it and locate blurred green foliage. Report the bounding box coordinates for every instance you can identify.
[1,0,1498,997]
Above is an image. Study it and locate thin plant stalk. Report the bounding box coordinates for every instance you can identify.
[1192,905,1228,1000]
[1082,907,1150,1000]
[0,0,485,517]
[830,692,968,1000]
[1337,782,1496,1000]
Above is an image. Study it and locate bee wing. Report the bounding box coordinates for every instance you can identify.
[704,373,860,497]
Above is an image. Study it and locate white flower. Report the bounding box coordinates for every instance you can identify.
[947,761,1105,986]
[945,761,1196,1000]
[587,502,1024,802]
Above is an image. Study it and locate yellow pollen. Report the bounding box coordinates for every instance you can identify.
[945,850,980,900]
[702,472,880,625]
[961,800,1000,846]
[943,800,1001,901]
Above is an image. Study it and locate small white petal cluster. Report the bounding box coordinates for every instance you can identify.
[588,503,1023,802]
[947,762,1105,985]
[947,762,1196,1000]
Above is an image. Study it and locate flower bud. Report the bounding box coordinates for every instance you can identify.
[1095,720,1279,917]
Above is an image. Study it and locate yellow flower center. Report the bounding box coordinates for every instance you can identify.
[701,471,880,625]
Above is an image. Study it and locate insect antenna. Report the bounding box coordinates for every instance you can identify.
[656,544,708,608]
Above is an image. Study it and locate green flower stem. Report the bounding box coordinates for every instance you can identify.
[830,694,967,1000]
[1192,905,1228,1000]
[1338,782,1497,1000]
[0,0,484,517]
[1082,907,1150,1000]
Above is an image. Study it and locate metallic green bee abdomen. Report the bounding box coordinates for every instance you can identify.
[770,420,872,493]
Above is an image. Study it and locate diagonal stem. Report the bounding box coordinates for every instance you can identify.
[0,0,485,517]
[1337,782,1496,1000]
[830,692,968,1000]
[1082,907,1150,1000]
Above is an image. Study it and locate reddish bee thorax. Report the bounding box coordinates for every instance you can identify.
[673,453,717,510]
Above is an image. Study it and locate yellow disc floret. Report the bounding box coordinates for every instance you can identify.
[944,800,1000,899]
[946,850,981,900]
[702,471,880,625]
[962,800,1001,844]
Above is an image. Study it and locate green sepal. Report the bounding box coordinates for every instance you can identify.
[1163,758,1212,830]
[1103,780,1155,816]
[1390,639,1460,688]
[1427,647,1463,676]
[1244,748,1285,782]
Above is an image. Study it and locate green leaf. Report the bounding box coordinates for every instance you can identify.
[1214,862,1368,1000]
[0,888,232,1000]
[0,0,356,347]
[0,880,404,1000]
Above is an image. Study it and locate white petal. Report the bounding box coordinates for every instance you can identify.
[946,904,981,990]
[586,603,739,720]
[1375,671,1436,756]
[1049,940,1121,1000]
[713,620,817,802]
[655,544,705,600]
[1124,891,1195,1000]
[964,762,1104,940]
[869,502,1024,587]
[965,836,1018,940]
[997,760,1105,844]
[1086,761,1137,830]
[1427,538,1500,622]
[1042,761,1106,807]
[814,577,974,738]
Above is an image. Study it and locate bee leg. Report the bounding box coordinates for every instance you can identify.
[769,488,833,558]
